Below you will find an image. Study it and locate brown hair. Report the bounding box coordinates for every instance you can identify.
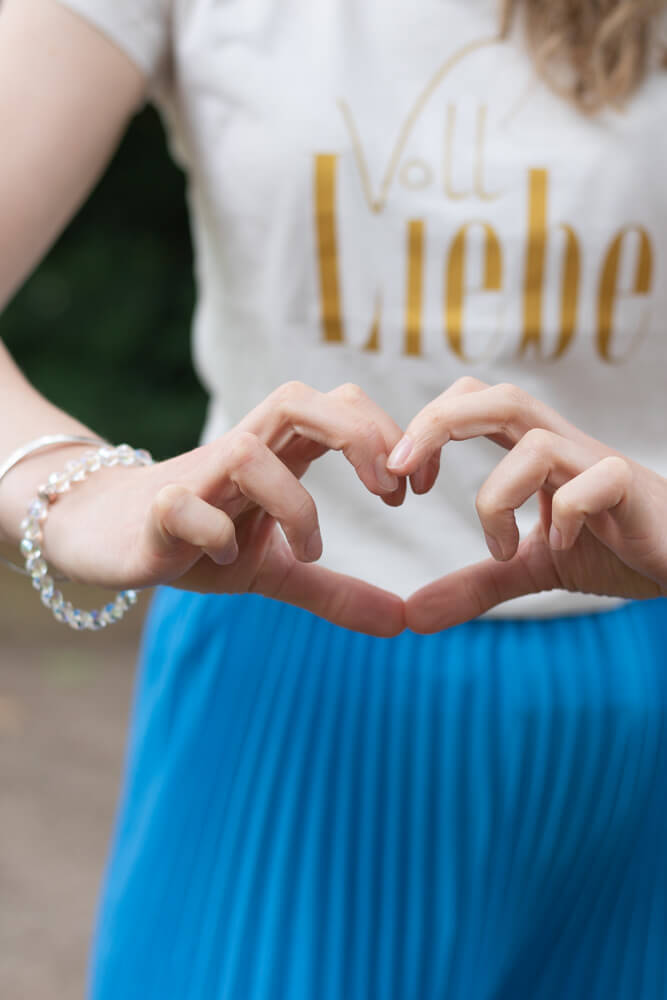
[501,0,667,111]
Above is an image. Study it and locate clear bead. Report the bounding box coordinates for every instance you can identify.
[40,472,69,498]
[134,449,153,466]
[25,552,45,573]
[117,444,135,466]
[99,447,118,467]
[104,600,125,623]
[38,483,56,501]
[113,599,127,620]
[30,560,47,583]
[87,610,106,631]
[64,459,87,482]
[20,538,37,557]
[64,605,84,630]
[114,594,130,613]
[121,589,138,606]
[51,594,66,622]
[21,520,42,542]
[83,450,102,473]
[80,611,95,630]
[28,499,48,521]
[55,476,72,495]
[40,576,56,606]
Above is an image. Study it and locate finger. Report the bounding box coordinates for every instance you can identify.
[255,538,406,636]
[407,378,489,495]
[432,376,516,451]
[475,428,592,561]
[410,450,441,495]
[239,380,402,497]
[329,380,410,506]
[427,376,515,448]
[405,537,560,633]
[219,432,323,563]
[381,475,408,507]
[549,455,634,551]
[150,484,239,567]
[326,381,406,454]
[388,380,603,476]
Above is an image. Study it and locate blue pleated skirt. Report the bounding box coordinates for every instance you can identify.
[89,590,667,999]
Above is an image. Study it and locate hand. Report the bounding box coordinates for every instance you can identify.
[386,377,667,633]
[42,382,407,636]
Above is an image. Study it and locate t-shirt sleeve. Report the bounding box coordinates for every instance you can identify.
[53,0,170,83]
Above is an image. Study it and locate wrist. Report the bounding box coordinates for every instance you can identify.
[0,442,100,545]
[9,442,153,631]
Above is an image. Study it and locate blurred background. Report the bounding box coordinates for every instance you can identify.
[1,105,204,997]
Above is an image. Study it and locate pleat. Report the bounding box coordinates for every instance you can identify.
[89,591,667,1000]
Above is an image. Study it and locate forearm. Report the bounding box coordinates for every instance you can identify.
[0,340,102,544]
[0,0,149,545]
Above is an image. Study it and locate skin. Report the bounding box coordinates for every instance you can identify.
[387,377,667,632]
[1,0,666,637]
[0,0,404,636]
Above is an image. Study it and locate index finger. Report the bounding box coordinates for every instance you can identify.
[387,380,606,476]
[238,381,404,499]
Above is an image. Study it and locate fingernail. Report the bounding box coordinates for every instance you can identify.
[549,524,563,550]
[387,436,413,470]
[214,542,239,566]
[306,527,323,561]
[484,532,504,561]
[375,455,399,492]
[411,465,430,494]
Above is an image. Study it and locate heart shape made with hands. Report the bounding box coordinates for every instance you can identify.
[144,377,666,639]
[386,376,666,634]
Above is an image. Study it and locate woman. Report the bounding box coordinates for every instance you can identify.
[1,0,666,995]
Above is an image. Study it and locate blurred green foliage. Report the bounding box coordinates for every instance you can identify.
[0,107,206,461]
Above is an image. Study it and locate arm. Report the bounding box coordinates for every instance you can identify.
[0,0,148,542]
[0,0,405,635]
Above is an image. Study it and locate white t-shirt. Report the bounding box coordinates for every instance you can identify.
[56,0,667,616]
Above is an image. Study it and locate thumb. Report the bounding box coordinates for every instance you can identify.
[405,533,559,633]
[149,484,238,568]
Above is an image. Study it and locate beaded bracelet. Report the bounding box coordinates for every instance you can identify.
[20,443,154,631]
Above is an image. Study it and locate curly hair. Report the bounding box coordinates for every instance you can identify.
[501,0,667,111]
